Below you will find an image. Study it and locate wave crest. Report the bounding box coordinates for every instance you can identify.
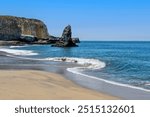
[9,45,29,48]
[0,48,38,56]
[44,57,106,70]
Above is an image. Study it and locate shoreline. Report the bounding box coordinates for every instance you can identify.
[0,50,150,99]
[66,69,150,100]
[0,70,117,99]
[0,51,118,99]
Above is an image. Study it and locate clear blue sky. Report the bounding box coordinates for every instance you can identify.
[1,0,150,41]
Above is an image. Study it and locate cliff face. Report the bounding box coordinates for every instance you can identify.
[0,16,79,46]
[0,16,49,41]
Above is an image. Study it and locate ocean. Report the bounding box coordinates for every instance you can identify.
[1,41,150,92]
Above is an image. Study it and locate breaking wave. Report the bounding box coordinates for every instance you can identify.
[44,57,150,92]
[9,45,29,48]
[1,48,150,92]
[44,57,106,70]
[0,48,38,56]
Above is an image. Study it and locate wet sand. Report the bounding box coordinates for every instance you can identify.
[0,70,117,99]
[0,50,150,99]
[0,51,118,99]
[1,51,150,99]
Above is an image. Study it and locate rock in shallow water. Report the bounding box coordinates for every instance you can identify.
[61,25,72,42]
[52,25,78,47]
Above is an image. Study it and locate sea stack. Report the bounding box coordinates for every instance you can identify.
[0,16,80,46]
[52,25,78,47]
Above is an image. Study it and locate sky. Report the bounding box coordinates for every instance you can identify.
[0,0,150,41]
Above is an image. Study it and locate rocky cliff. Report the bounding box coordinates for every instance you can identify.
[0,16,49,41]
[0,16,79,46]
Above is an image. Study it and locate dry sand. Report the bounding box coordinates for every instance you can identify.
[0,70,118,99]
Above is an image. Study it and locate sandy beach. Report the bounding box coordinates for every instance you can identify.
[0,51,150,99]
[0,70,118,100]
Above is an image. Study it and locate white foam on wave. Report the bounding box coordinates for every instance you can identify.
[145,83,150,86]
[44,57,106,70]
[40,57,150,92]
[67,68,150,93]
[0,48,38,56]
[1,51,150,93]
[9,45,29,48]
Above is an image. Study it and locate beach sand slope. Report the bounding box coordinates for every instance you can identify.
[0,70,117,99]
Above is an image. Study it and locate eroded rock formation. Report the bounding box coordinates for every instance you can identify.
[0,16,79,46]
[0,16,49,44]
[52,25,78,47]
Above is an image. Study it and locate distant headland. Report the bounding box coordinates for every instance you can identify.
[0,16,79,47]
